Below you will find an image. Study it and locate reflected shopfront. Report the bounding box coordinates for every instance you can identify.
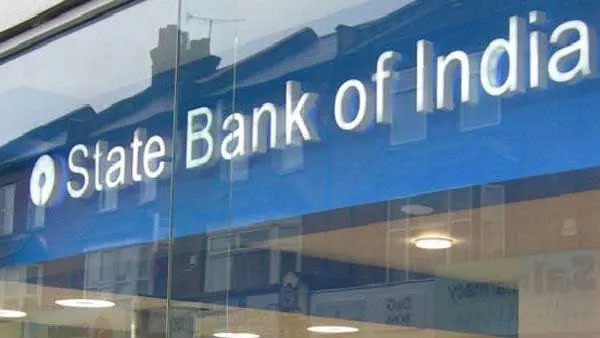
[1,0,600,337]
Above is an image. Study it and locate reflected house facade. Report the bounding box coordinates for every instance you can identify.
[1,0,600,337]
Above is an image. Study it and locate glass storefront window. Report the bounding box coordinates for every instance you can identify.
[171,1,600,338]
[0,0,179,336]
[2,1,600,338]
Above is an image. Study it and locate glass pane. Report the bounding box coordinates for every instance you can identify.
[0,0,178,337]
[170,2,600,338]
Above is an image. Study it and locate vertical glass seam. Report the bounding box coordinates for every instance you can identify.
[165,0,184,337]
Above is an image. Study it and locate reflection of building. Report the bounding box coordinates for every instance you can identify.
[0,4,528,335]
[204,218,302,293]
[0,183,16,235]
[0,87,82,147]
[150,25,214,77]
[3,1,600,338]
[84,246,154,295]
[0,265,42,311]
[0,22,216,306]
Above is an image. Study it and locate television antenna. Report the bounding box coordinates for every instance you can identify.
[186,13,245,45]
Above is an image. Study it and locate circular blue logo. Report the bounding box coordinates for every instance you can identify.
[30,154,59,207]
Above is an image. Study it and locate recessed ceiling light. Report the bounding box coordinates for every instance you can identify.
[213,333,260,338]
[55,299,115,308]
[401,204,434,216]
[413,236,454,250]
[0,309,27,318]
[307,326,360,334]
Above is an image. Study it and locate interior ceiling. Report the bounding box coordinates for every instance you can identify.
[0,279,499,338]
[1,188,600,334]
[260,188,600,283]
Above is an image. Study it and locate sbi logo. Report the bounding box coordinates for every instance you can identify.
[29,155,60,207]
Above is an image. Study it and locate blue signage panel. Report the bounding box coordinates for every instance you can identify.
[2,1,600,268]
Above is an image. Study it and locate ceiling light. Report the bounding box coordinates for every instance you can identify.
[413,236,453,249]
[0,309,27,318]
[55,299,115,308]
[307,326,360,334]
[400,204,433,216]
[213,333,260,338]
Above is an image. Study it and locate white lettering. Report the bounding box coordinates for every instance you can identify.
[417,40,435,113]
[529,11,549,89]
[548,20,596,83]
[105,146,127,189]
[285,81,319,145]
[221,113,250,161]
[436,51,478,110]
[481,16,526,96]
[334,79,371,131]
[186,107,217,169]
[67,144,93,199]
[143,136,167,179]
[252,103,284,153]
[373,51,401,123]
[94,141,106,192]
[130,129,145,182]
